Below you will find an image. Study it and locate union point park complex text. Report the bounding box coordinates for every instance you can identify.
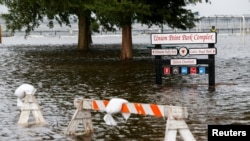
[151,32,216,44]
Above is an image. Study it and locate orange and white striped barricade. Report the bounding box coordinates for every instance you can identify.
[65,98,196,141]
[18,94,45,126]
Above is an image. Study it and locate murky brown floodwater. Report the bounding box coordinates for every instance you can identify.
[1,35,250,141]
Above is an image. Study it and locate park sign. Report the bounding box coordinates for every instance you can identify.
[152,31,217,86]
[151,32,217,44]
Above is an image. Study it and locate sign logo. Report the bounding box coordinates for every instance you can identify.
[181,67,188,74]
[190,67,197,74]
[172,67,179,74]
[163,67,171,75]
[199,66,206,74]
[179,47,188,57]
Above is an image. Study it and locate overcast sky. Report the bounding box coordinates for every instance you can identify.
[187,0,250,16]
[1,0,250,16]
[0,5,8,14]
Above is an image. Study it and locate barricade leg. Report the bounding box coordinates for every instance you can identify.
[65,109,93,135]
[17,95,45,126]
[164,119,196,141]
[32,109,46,124]
[179,128,196,141]
[165,129,177,141]
[18,110,31,125]
[164,118,177,141]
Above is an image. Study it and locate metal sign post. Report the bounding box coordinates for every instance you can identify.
[155,44,163,85]
[208,43,215,86]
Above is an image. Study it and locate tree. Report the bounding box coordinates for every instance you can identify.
[0,0,208,60]
[92,0,150,60]
[0,0,92,51]
[93,0,206,60]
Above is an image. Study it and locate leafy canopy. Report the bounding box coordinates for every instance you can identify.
[91,0,203,30]
[0,0,206,34]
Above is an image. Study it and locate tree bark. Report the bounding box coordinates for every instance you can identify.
[78,13,90,51]
[121,25,133,60]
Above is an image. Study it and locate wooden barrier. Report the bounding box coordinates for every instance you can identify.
[64,98,93,135]
[65,98,196,141]
[17,94,45,126]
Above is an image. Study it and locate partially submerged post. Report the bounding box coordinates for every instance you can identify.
[155,44,162,84]
[18,94,45,126]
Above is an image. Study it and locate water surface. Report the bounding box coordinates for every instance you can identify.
[0,35,250,141]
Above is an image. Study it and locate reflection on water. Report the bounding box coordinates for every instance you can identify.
[1,35,250,141]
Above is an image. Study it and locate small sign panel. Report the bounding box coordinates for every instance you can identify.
[199,66,206,74]
[151,49,178,55]
[181,67,188,74]
[151,32,217,44]
[172,67,179,74]
[171,59,197,65]
[163,67,171,75]
[189,48,217,55]
[190,67,197,74]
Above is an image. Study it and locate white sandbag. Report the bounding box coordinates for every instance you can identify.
[14,84,36,99]
[103,98,131,126]
[14,84,36,108]
[17,98,24,108]
[103,114,117,126]
[122,112,131,121]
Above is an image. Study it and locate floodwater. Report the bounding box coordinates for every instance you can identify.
[0,34,250,141]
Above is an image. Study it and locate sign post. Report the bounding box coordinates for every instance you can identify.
[155,44,163,84]
[208,43,215,86]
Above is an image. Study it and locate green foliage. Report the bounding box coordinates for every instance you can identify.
[91,0,203,31]
[90,0,150,30]
[90,20,100,33]
[0,0,209,35]
[1,0,93,36]
[2,0,45,35]
[136,0,201,30]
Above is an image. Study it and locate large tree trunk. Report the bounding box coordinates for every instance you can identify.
[121,25,133,60]
[78,13,90,51]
